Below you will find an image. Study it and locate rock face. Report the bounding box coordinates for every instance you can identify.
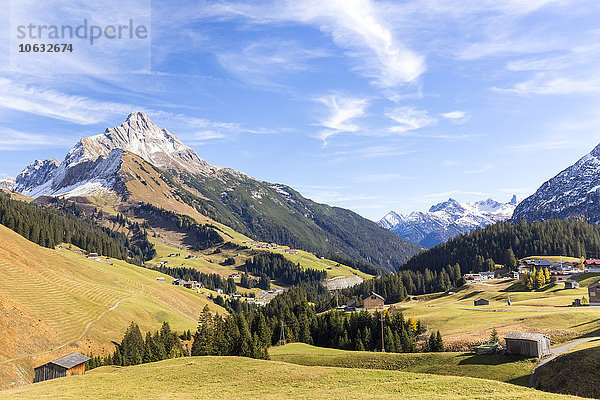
[512,143,600,222]
[379,197,517,248]
[65,112,211,173]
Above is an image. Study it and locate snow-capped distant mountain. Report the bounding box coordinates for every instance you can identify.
[379,196,518,248]
[0,177,16,191]
[512,142,600,222]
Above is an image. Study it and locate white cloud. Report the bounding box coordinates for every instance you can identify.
[0,77,132,124]
[195,0,425,88]
[386,106,435,133]
[494,75,600,95]
[315,95,368,143]
[0,128,73,150]
[441,110,466,120]
[216,39,329,86]
[0,77,269,143]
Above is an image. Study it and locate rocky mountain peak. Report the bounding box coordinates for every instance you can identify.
[512,143,600,222]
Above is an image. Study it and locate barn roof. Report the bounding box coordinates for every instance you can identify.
[505,332,549,342]
[49,352,90,369]
[362,291,384,301]
[474,297,488,301]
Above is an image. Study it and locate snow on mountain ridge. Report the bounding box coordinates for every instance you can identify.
[64,112,211,173]
[0,177,16,191]
[512,141,600,222]
[14,112,233,198]
[379,196,518,248]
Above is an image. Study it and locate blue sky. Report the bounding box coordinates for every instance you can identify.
[2,0,600,220]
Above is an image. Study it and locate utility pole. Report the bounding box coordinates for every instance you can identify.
[279,321,286,346]
[380,314,385,353]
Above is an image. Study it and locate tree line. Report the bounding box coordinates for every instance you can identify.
[213,285,443,354]
[243,252,326,286]
[0,193,154,265]
[403,219,600,274]
[86,322,185,369]
[134,203,224,250]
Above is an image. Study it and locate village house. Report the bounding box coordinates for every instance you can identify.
[229,274,241,280]
[473,297,489,306]
[585,259,600,273]
[183,281,198,289]
[588,281,600,305]
[362,291,385,311]
[504,332,551,358]
[34,353,90,383]
[86,253,99,258]
[465,272,494,283]
[156,277,165,282]
[480,271,496,280]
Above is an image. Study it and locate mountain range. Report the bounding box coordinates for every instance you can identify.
[379,196,518,248]
[9,112,423,272]
[512,142,600,223]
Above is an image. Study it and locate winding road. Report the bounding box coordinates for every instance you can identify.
[529,336,600,387]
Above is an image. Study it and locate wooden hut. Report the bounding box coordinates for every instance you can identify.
[504,332,551,357]
[473,297,489,306]
[362,291,385,311]
[34,352,90,383]
[588,281,600,305]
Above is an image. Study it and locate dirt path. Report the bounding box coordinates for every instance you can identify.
[529,336,600,387]
[0,284,144,366]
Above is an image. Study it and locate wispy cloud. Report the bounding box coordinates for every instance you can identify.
[356,173,414,182]
[494,75,600,95]
[195,0,425,89]
[464,163,494,175]
[0,128,73,150]
[315,95,368,143]
[0,77,270,142]
[386,106,435,134]
[216,39,329,86]
[441,110,469,124]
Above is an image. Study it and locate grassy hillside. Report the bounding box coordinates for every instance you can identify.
[397,279,600,348]
[270,343,537,386]
[169,167,423,272]
[535,345,600,398]
[0,224,224,389]
[0,356,583,400]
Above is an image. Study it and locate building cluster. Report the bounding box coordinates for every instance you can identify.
[464,271,496,283]
[243,241,279,249]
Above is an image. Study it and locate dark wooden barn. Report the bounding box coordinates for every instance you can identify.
[473,297,489,306]
[34,352,90,383]
[504,332,551,358]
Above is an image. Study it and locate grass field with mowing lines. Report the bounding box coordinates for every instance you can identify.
[270,343,537,386]
[0,225,223,389]
[0,356,584,400]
